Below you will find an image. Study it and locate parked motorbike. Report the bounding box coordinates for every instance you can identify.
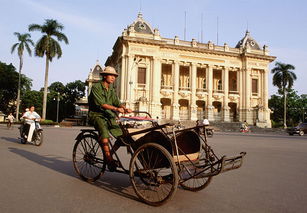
[19,120,43,146]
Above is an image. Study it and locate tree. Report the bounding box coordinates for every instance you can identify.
[271,62,297,128]
[11,32,34,120]
[64,80,86,117]
[46,81,65,121]
[21,90,43,116]
[28,19,69,119]
[0,61,32,115]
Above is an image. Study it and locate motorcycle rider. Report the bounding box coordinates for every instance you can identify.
[22,106,41,142]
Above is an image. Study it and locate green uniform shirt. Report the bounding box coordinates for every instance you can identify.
[88,82,122,138]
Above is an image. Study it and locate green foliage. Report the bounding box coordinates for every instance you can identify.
[64,80,86,117]
[28,19,69,61]
[269,89,307,126]
[45,80,86,121]
[20,90,43,115]
[0,61,32,113]
[40,119,57,125]
[11,32,34,58]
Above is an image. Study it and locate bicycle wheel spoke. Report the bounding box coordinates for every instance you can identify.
[130,143,178,206]
[73,134,106,182]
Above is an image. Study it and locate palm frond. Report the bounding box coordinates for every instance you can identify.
[11,43,19,54]
[28,24,43,32]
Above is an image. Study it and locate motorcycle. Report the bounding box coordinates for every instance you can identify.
[240,126,250,133]
[19,120,43,146]
[206,128,214,137]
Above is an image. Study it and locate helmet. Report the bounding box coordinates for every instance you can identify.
[100,66,118,76]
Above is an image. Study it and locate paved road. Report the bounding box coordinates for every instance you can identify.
[0,125,306,213]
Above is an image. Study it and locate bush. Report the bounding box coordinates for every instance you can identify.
[40,120,58,125]
[271,120,283,128]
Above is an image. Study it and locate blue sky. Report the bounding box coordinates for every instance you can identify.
[1,0,306,96]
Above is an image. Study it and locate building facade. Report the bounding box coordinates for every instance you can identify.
[103,13,276,127]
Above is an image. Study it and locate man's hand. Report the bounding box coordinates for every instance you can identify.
[124,108,132,113]
[117,107,125,113]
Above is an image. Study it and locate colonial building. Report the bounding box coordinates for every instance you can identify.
[101,13,276,127]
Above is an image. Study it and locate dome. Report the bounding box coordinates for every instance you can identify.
[235,31,261,50]
[130,12,154,34]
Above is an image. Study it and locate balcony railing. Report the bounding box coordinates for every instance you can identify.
[229,90,239,95]
[161,85,173,90]
[179,86,190,91]
[137,83,146,88]
[213,89,224,93]
[196,88,207,93]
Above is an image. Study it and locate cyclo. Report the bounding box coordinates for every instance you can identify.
[72,111,246,206]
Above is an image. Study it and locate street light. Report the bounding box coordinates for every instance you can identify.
[53,92,60,123]
[56,92,60,123]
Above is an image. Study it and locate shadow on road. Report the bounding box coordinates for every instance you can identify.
[8,147,140,204]
[1,136,20,144]
[9,147,75,177]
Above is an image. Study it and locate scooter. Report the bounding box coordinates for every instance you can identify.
[19,120,43,146]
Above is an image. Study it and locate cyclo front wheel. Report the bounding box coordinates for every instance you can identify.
[73,134,106,182]
[129,143,179,206]
[179,144,213,191]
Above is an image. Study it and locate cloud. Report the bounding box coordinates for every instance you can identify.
[20,0,116,34]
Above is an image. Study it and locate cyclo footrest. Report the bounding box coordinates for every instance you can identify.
[220,152,247,173]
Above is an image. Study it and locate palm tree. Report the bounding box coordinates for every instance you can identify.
[271,62,297,128]
[28,19,69,119]
[11,32,34,120]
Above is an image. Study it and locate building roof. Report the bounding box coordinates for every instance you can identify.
[235,31,261,50]
[129,12,154,34]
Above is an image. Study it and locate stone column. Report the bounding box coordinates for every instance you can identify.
[238,69,243,121]
[245,68,252,123]
[172,61,180,120]
[126,55,135,109]
[206,65,214,121]
[263,69,271,127]
[120,55,127,103]
[190,63,198,120]
[151,57,162,119]
[223,67,230,122]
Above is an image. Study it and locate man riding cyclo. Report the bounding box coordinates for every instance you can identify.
[88,66,132,172]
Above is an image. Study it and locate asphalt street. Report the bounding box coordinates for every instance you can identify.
[0,124,306,213]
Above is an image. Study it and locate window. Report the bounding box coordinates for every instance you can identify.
[217,80,222,90]
[252,79,258,95]
[232,79,237,91]
[138,67,146,85]
[203,79,206,89]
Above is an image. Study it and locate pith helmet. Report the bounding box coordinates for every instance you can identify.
[100,66,118,76]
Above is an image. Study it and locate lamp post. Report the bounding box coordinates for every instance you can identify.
[56,92,60,123]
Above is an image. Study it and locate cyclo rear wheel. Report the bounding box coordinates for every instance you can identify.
[129,143,179,206]
[179,144,213,191]
[73,134,106,182]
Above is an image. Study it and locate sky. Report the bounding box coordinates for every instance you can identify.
[1,0,307,96]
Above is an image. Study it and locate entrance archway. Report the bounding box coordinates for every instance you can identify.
[196,100,206,120]
[161,98,171,119]
[179,99,189,120]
